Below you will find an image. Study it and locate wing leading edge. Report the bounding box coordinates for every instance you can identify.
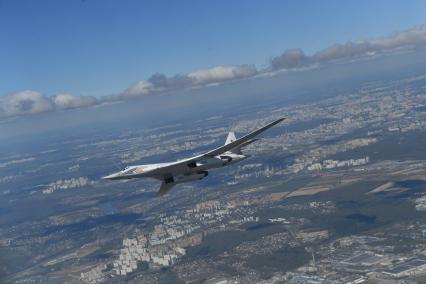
[151,117,286,181]
[203,117,286,157]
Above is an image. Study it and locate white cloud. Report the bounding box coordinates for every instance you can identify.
[188,65,257,85]
[369,26,426,49]
[121,80,154,98]
[119,65,257,99]
[52,93,98,110]
[2,26,426,118]
[272,26,426,70]
[0,90,54,118]
[0,90,98,118]
[271,48,307,70]
[147,73,192,90]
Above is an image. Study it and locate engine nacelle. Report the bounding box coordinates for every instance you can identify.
[186,154,247,171]
[165,171,208,184]
[219,155,232,163]
[194,157,226,169]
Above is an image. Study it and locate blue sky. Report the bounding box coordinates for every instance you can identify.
[1,0,426,97]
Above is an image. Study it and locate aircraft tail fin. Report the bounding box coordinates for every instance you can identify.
[225,132,242,154]
[226,131,258,154]
[225,132,237,145]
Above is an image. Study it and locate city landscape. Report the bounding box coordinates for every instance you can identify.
[1,71,426,284]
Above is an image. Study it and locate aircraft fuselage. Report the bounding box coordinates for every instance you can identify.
[103,117,285,195]
[103,153,248,181]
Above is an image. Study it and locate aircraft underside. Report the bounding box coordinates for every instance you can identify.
[103,118,285,196]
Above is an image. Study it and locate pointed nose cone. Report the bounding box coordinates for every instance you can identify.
[102,172,120,180]
[102,174,113,180]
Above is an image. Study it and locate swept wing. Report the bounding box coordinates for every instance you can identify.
[145,117,286,180]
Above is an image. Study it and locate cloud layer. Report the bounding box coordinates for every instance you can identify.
[120,64,258,99]
[2,26,426,118]
[0,91,98,118]
[271,25,426,70]
[52,94,98,110]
